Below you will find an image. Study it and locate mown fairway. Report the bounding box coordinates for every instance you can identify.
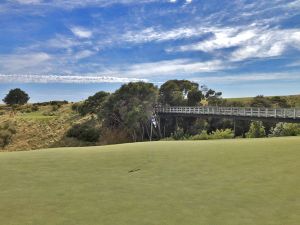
[0,137,299,225]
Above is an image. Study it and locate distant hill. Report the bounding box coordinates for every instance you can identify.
[226,94,300,107]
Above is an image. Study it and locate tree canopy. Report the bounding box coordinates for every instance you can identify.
[77,91,110,116]
[101,82,158,141]
[3,88,29,105]
[159,80,203,106]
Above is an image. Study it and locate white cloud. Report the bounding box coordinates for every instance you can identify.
[175,27,256,52]
[0,52,52,73]
[0,74,148,83]
[191,72,300,84]
[123,27,208,43]
[74,50,95,60]
[14,0,42,4]
[169,26,300,62]
[117,59,227,78]
[230,29,300,61]
[10,0,159,9]
[70,26,92,39]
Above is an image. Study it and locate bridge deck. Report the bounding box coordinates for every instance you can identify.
[156,106,300,123]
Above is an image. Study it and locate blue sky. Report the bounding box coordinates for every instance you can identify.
[0,0,300,102]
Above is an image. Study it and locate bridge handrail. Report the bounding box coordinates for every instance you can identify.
[155,106,300,119]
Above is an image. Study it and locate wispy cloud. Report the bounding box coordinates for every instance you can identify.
[230,28,300,61]
[0,74,148,83]
[169,26,300,62]
[74,50,96,60]
[70,26,92,39]
[0,58,226,83]
[192,72,300,84]
[121,59,226,77]
[14,0,42,4]
[8,0,160,9]
[122,27,208,44]
[0,52,52,73]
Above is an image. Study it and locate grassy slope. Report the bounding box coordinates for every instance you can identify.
[226,94,300,107]
[0,137,299,225]
[0,104,88,151]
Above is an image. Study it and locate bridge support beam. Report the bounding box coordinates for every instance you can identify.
[232,118,237,137]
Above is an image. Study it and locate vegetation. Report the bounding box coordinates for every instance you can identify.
[0,81,299,151]
[74,91,110,116]
[269,123,300,137]
[0,121,16,148]
[0,137,299,225]
[226,94,300,107]
[3,88,29,105]
[246,121,266,138]
[67,119,101,142]
[101,82,158,142]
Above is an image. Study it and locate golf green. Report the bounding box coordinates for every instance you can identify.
[0,137,299,225]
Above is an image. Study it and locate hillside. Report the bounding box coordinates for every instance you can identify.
[0,103,91,151]
[0,137,299,225]
[226,94,300,107]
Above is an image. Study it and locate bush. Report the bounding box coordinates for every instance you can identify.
[51,105,60,112]
[246,121,266,138]
[31,105,39,112]
[189,129,234,140]
[71,102,82,112]
[190,130,209,140]
[0,121,16,148]
[269,123,300,137]
[171,127,189,140]
[67,121,101,142]
[210,129,234,139]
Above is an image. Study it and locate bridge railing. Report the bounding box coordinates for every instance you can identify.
[155,106,300,119]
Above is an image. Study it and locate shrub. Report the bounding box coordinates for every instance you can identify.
[31,105,39,112]
[269,123,300,137]
[190,130,209,140]
[246,121,266,138]
[51,105,60,112]
[67,121,101,142]
[210,129,234,139]
[0,121,16,148]
[171,127,189,140]
[71,102,82,112]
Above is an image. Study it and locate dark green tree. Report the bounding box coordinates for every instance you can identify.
[78,91,110,116]
[3,88,29,105]
[159,80,201,106]
[205,89,223,106]
[101,82,158,141]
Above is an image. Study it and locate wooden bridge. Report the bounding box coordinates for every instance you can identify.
[155,106,300,123]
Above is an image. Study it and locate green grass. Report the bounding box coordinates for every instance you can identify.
[17,111,58,120]
[0,137,299,225]
[226,94,300,107]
